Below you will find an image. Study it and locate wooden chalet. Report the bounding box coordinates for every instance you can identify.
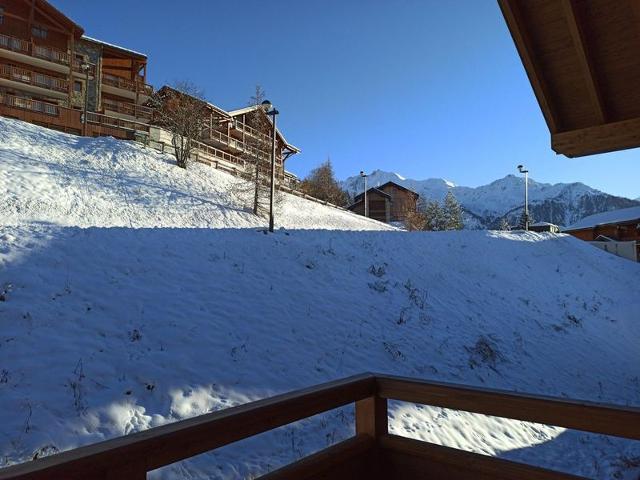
[499,0,640,157]
[563,206,640,259]
[0,0,151,139]
[150,85,300,181]
[348,181,419,224]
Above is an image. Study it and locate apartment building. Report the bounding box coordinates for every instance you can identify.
[0,0,151,139]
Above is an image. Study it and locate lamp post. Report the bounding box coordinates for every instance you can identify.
[517,164,529,230]
[81,61,90,136]
[360,171,368,217]
[262,100,279,232]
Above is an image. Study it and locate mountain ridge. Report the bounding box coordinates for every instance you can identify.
[342,170,640,228]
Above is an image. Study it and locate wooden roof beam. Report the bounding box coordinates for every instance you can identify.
[552,116,640,157]
[498,0,560,133]
[561,0,607,125]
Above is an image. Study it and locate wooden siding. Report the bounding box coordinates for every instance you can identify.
[500,0,640,157]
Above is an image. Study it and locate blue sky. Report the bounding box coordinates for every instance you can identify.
[53,0,639,198]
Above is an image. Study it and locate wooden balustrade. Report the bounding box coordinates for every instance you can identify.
[0,64,68,93]
[102,74,153,95]
[232,118,273,144]
[103,99,153,118]
[86,112,150,133]
[0,91,59,116]
[0,373,637,480]
[0,33,71,66]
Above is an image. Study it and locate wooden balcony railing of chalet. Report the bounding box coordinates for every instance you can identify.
[71,59,96,76]
[232,118,273,144]
[86,112,150,134]
[1,373,638,480]
[102,74,153,96]
[102,99,153,119]
[206,126,272,161]
[0,91,59,116]
[0,33,71,66]
[0,64,68,93]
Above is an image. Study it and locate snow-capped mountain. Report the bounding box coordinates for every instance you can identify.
[342,170,640,228]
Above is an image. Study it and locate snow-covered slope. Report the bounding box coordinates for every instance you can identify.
[343,170,640,229]
[0,118,392,231]
[1,118,640,479]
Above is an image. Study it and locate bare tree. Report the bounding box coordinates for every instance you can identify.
[150,81,209,169]
[234,85,283,216]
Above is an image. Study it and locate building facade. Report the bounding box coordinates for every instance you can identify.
[348,182,419,224]
[0,0,151,139]
[150,86,300,180]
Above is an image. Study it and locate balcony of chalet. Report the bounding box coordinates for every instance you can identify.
[0,373,637,480]
[0,33,69,74]
[101,73,153,102]
[0,63,68,100]
[102,97,153,122]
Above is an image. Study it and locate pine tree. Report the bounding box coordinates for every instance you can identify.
[423,200,444,231]
[442,190,464,230]
[499,217,511,231]
[300,159,349,206]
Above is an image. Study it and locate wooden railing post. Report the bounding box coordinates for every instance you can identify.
[355,394,388,439]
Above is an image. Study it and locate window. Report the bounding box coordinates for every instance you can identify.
[0,7,4,25]
[73,81,82,93]
[31,26,48,39]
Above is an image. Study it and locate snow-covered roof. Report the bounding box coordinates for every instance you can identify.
[564,206,640,231]
[81,36,147,58]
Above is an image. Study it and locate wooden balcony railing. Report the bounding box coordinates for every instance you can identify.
[0,91,59,116]
[71,59,96,76]
[0,64,68,93]
[0,373,637,480]
[103,99,153,118]
[0,33,71,66]
[206,126,272,161]
[232,118,273,144]
[102,74,153,96]
[86,112,150,133]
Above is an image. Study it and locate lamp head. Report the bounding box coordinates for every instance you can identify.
[360,171,366,177]
[517,165,528,173]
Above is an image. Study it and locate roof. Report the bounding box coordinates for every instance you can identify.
[378,181,419,197]
[227,105,300,153]
[81,36,147,59]
[353,187,392,203]
[37,0,84,37]
[563,206,640,231]
[499,0,640,157]
[530,222,558,227]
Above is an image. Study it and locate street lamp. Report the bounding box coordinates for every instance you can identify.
[360,170,368,217]
[262,100,279,232]
[517,164,529,231]
[81,61,91,136]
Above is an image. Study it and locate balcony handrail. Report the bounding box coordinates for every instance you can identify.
[0,373,637,479]
[0,64,68,93]
[0,91,59,116]
[86,112,150,133]
[206,126,272,161]
[232,118,273,144]
[0,33,71,66]
[103,99,153,118]
[102,74,153,95]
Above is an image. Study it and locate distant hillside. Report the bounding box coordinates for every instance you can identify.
[342,170,640,228]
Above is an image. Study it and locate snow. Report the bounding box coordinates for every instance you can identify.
[81,35,147,58]
[564,205,640,231]
[1,117,640,479]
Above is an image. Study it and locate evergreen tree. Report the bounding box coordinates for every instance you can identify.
[423,200,445,231]
[442,190,464,230]
[499,217,511,231]
[300,159,349,206]
[517,210,533,230]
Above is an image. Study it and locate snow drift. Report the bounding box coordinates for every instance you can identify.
[1,118,639,479]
